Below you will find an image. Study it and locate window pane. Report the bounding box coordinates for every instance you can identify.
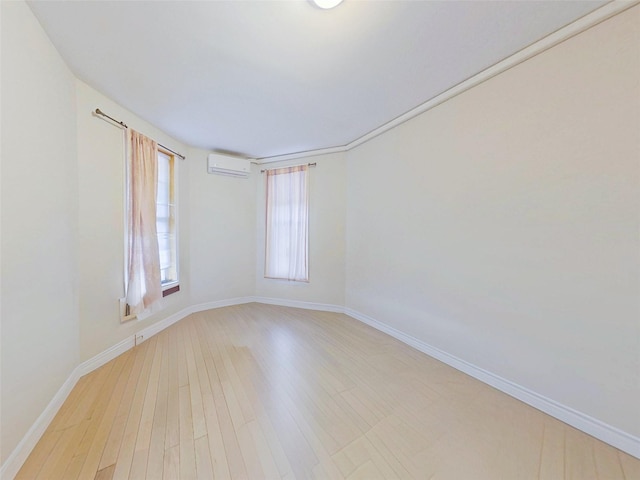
[264,166,309,282]
[157,151,178,285]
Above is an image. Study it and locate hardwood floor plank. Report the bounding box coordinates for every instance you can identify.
[46,418,97,480]
[178,384,197,480]
[15,429,63,479]
[194,435,214,480]
[128,448,150,480]
[94,464,115,480]
[539,420,566,480]
[565,426,598,480]
[76,351,135,479]
[619,450,640,480]
[129,334,166,479]
[183,322,207,440]
[162,445,179,480]
[17,303,640,479]
[29,361,118,480]
[164,325,181,451]
[594,442,626,479]
[98,341,151,471]
[364,429,414,479]
[247,420,281,479]
[193,321,232,479]
[345,460,381,480]
[33,426,82,480]
[111,336,158,480]
[236,341,318,478]
[135,333,165,453]
[47,374,94,431]
[200,313,249,480]
[229,343,296,479]
[59,451,88,480]
[146,332,170,480]
[177,322,189,389]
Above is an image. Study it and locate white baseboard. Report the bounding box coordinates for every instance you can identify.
[135,305,195,343]
[3,296,637,479]
[0,334,140,479]
[77,336,135,377]
[252,298,638,458]
[0,368,80,480]
[191,296,256,314]
[342,307,640,459]
[251,296,344,313]
[0,296,253,480]
[135,296,256,344]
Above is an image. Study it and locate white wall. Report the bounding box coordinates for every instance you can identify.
[76,81,192,361]
[255,153,347,306]
[345,6,640,437]
[0,0,80,463]
[188,148,256,305]
[2,0,638,470]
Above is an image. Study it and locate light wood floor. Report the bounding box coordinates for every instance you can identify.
[17,303,640,479]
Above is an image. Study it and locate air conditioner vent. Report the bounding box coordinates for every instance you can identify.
[207,153,250,178]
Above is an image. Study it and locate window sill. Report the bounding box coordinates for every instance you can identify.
[263,276,309,284]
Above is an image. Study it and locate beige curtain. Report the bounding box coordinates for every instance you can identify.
[265,165,309,282]
[125,129,162,316]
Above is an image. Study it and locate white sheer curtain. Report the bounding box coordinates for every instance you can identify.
[125,129,162,316]
[265,165,309,282]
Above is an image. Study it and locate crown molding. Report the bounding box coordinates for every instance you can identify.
[256,0,638,165]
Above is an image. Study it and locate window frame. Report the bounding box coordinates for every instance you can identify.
[264,165,310,283]
[156,147,180,296]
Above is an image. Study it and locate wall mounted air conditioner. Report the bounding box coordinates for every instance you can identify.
[207,153,251,178]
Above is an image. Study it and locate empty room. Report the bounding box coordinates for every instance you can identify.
[1,0,639,478]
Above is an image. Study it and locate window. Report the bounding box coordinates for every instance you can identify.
[264,165,309,282]
[156,149,179,292]
[124,130,180,321]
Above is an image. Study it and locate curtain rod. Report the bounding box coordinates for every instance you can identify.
[260,163,316,173]
[94,108,186,160]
